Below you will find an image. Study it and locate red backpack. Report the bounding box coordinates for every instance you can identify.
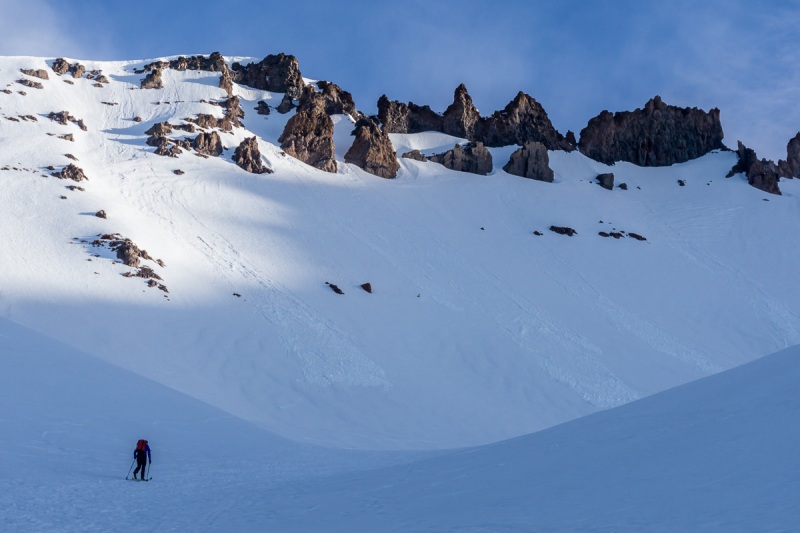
[136,439,147,451]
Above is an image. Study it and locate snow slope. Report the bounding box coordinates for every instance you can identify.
[2,54,800,453]
[3,315,798,531]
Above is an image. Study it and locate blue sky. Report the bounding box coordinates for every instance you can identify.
[3,0,799,160]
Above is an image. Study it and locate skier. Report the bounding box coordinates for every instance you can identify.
[133,439,151,480]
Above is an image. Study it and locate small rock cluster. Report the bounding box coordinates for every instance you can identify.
[233,137,271,174]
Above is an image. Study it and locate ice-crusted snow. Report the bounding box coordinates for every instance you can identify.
[2,54,800,530]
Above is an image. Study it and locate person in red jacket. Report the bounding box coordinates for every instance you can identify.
[133,439,151,480]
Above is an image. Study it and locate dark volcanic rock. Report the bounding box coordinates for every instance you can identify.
[219,96,244,130]
[20,68,49,80]
[316,81,357,119]
[596,172,615,190]
[777,132,800,179]
[115,239,142,267]
[219,68,234,97]
[233,136,271,174]
[188,114,219,130]
[428,142,492,175]
[153,137,183,157]
[70,63,85,78]
[141,69,163,89]
[256,101,271,115]
[503,141,554,182]
[95,210,107,219]
[344,117,400,179]
[550,225,577,236]
[442,84,481,139]
[377,95,443,134]
[144,122,173,136]
[727,141,781,195]
[51,164,88,182]
[192,131,223,156]
[144,52,228,73]
[278,88,337,173]
[578,96,725,166]
[477,92,572,150]
[231,53,304,100]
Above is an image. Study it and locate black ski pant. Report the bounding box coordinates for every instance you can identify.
[134,452,147,479]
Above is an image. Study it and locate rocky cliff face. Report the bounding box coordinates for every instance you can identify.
[278,87,337,173]
[316,81,358,120]
[727,141,782,195]
[231,53,305,100]
[578,96,725,166]
[378,85,572,151]
[344,118,400,179]
[777,132,800,179]
[502,141,554,182]
[428,142,493,175]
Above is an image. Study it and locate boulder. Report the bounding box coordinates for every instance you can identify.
[578,96,725,166]
[192,131,223,156]
[231,53,304,100]
[51,58,70,75]
[16,79,43,90]
[503,141,554,182]
[428,142,492,175]
[20,68,49,80]
[69,63,85,79]
[233,136,271,174]
[256,100,270,116]
[51,164,88,182]
[401,150,426,161]
[276,93,295,114]
[278,88,337,173]
[596,172,615,190]
[219,95,244,130]
[727,141,781,195]
[344,117,400,179]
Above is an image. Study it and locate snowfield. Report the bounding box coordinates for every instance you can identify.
[1,54,799,530]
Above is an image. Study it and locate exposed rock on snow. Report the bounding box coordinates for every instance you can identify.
[378,95,443,134]
[50,164,88,182]
[95,210,107,219]
[596,172,615,190]
[550,225,577,236]
[256,101,270,115]
[727,141,782,195]
[578,96,725,166]
[503,141,554,182]
[316,81,358,120]
[401,150,426,162]
[442,84,481,139]
[326,282,345,295]
[344,117,400,179]
[20,68,49,80]
[51,58,70,75]
[17,79,43,90]
[428,142,492,175]
[140,69,163,89]
[278,87,337,173]
[143,52,228,73]
[232,136,271,174]
[219,96,244,130]
[478,92,573,150]
[231,53,304,100]
[192,131,223,157]
[777,132,800,179]
[276,93,295,114]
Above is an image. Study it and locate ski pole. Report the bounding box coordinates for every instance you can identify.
[125,458,135,480]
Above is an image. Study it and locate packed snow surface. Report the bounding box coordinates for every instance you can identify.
[1,54,800,530]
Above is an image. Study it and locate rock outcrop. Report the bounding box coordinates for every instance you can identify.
[51,164,88,182]
[20,68,49,80]
[316,81,358,119]
[401,150,426,161]
[278,87,336,173]
[377,95,443,134]
[51,58,70,75]
[777,132,800,179]
[17,79,43,90]
[502,141,554,182]
[428,142,492,175]
[192,131,223,156]
[141,69,163,89]
[442,84,481,139]
[727,141,781,195]
[256,101,270,115]
[231,53,304,100]
[233,137,271,174]
[477,92,572,150]
[378,85,572,151]
[219,95,244,130]
[578,96,725,166]
[344,118,400,179]
[143,52,227,73]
